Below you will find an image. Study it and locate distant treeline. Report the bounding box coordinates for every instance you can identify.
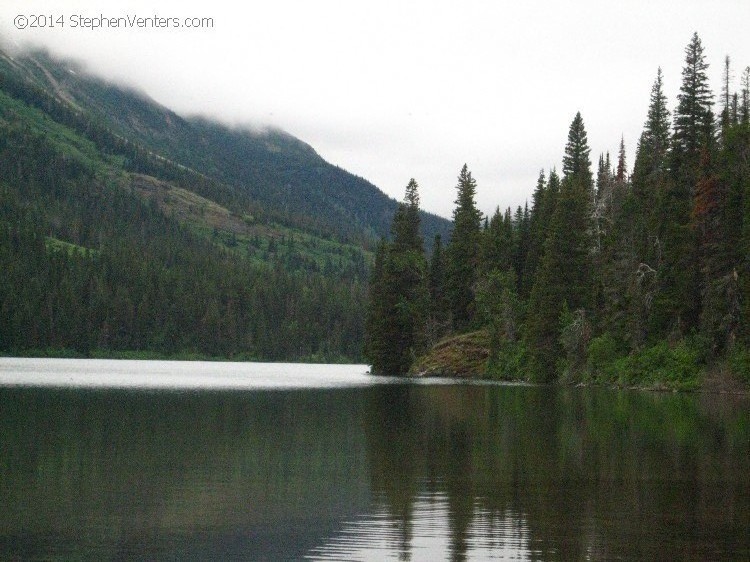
[0,71,365,361]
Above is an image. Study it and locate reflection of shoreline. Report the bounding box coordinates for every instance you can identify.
[1,376,748,560]
[363,384,750,560]
[0,386,372,559]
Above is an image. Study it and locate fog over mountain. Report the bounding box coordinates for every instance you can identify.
[2,0,749,217]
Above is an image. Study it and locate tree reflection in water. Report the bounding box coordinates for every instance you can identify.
[0,378,748,560]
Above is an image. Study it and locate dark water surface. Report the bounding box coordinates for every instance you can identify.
[1,359,748,560]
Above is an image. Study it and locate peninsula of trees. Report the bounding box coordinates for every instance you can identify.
[365,34,750,389]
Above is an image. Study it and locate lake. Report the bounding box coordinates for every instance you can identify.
[1,358,748,560]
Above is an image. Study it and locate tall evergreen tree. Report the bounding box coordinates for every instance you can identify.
[616,137,627,182]
[629,69,672,346]
[562,112,593,186]
[597,139,635,346]
[672,32,715,178]
[521,170,548,297]
[512,202,531,287]
[525,113,594,381]
[720,56,733,140]
[445,164,483,331]
[699,62,750,352]
[364,239,392,370]
[632,68,671,205]
[741,66,750,125]
[391,178,424,253]
[652,32,715,338]
[365,180,430,375]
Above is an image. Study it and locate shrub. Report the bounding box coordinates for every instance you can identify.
[486,339,528,381]
[610,340,702,390]
[586,333,620,381]
[728,348,750,384]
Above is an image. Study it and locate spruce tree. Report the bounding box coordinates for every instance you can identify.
[632,67,671,199]
[525,114,594,381]
[562,112,593,186]
[616,137,627,182]
[364,180,429,375]
[427,233,449,342]
[652,32,714,338]
[481,207,513,275]
[673,32,714,179]
[720,56,733,140]
[391,178,423,253]
[597,139,634,346]
[445,164,482,331]
[629,69,672,346]
[512,202,531,288]
[700,62,750,351]
[521,171,547,297]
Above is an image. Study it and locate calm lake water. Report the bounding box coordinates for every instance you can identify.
[1,358,748,561]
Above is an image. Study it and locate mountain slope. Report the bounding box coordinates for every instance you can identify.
[0,48,451,247]
[0,81,367,359]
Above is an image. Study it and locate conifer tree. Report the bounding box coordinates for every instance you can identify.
[512,203,531,287]
[427,233,449,341]
[521,171,548,297]
[701,62,750,351]
[632,68,671,203]
[597,139,634,345]
[525,113,594,381]
[629,69,672,345]
[562,112,593,186]
[652,32,714,337]
[616,137,627,182]
[741,67,750,125]
[391,178,423,253]
[720,56,733,140]
[673,32,715,178]
[445,164,482,331]
[364,180,429,375]
[481,207,513,275]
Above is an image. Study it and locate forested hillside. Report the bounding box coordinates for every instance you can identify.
[0,49,451,247]
[0,45,450,361]
[366,34,750,389]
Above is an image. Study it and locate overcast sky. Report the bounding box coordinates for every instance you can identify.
[2,1,749,219]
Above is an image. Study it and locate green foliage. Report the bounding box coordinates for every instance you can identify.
[562,112,593,185]
[0,83,367,362]
[1,49,452,248]
[365,181,430,375]
[728,348,750,384]
[586,333,620,378]
[587,339,702,391]
[522,169,558,298]
[557,304,592,383]
[427,234,450,343]
[4,39,750,388]
[445,164,483,331]
[485,339,528,381]
[525,114,595,383]
[390,34,750,389]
